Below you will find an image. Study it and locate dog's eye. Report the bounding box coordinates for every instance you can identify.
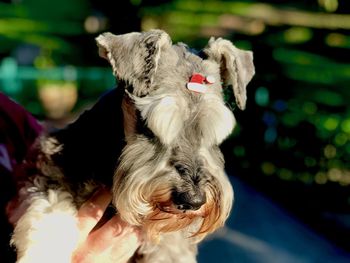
[174,164,189,176]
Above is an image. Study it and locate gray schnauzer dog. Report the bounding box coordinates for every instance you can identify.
[8,29,254,262]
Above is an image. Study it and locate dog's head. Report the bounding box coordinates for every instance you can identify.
[96,29,254,241]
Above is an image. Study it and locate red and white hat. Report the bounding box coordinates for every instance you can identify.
[186,73,216,93]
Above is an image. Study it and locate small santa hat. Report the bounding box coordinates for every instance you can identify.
[186,73,216,93]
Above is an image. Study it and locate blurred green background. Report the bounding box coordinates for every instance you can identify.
[1,0,350,256]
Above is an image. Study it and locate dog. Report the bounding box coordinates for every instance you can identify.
[8,29,255,263]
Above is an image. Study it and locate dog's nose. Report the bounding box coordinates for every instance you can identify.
[172,190,206,211]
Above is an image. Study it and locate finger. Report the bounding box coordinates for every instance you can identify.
[77,187,112,238]
[88,214,141,249]
[107,232,141,263]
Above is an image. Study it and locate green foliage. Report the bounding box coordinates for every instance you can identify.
[0,0,88,54]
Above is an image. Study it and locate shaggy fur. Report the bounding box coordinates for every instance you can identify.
[8,29,255,263]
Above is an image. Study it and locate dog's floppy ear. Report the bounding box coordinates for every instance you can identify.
[204,38,255,110]
[96,29,172,96]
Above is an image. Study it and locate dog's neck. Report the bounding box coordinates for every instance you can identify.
[51,83,127,186]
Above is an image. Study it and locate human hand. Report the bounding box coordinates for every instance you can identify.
[72,188,141,263]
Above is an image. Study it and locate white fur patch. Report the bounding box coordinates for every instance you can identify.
[139,231,197,263]
[199,95,236,145]
[199,147,234,221]
[12,187,79,263]
[40,137,62,156]
[129,92,188,145]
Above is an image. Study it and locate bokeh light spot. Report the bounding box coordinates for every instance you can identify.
[302,102,317,115]
[305,157,317,167]
[315,172,328,184]
[273,100,287,112]
[334,133,347,146]
[261,162,275,175]
[255,86,269,106]
[84,16,100,33]
[324,144,337,159]
[262,111,277,126]
[264,127,277,143]
[299,172,313,184]
[279,168,293,180]
[233,146,245,157]
[283,27,313,44]
[278,137,297,149]
[341,119,350,134]
[328,168,342,182]
[323,117,339,131]
[281,113,300,127]
[318,0,339,12]
[325,33,347,47]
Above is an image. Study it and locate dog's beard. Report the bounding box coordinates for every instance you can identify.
[143,184,222,242]
[113,165,227,242]
[111,131,233,242]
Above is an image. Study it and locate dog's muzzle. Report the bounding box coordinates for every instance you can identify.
[172,190,206,211]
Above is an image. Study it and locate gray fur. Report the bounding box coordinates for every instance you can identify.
[204,37,255,110]
[10,29,255,263]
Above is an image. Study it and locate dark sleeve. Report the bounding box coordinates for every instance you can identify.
[51,87,126,185]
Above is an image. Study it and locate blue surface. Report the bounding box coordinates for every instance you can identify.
[198,176,350,263]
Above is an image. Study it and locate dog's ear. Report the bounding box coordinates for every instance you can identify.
[96,29,172,96]
[204,38,255,110]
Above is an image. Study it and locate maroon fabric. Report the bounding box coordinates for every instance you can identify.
[0,93,43,171]
[0,92,43,262]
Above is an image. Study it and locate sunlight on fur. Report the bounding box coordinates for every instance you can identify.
[11,189,79,263]
[199,95,236,145]
[133,185,224,243]
[130,92,189,145]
